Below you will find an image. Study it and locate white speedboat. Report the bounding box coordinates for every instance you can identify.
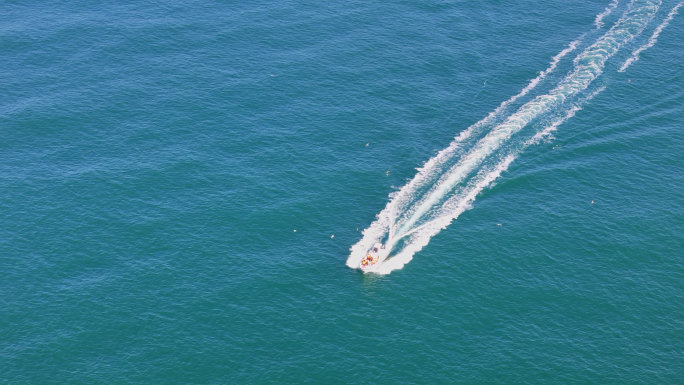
[359,242,388,271]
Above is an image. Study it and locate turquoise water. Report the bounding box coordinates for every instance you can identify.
[2,0,684,383]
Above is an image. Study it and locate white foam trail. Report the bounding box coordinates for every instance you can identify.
[477,37,583,126]
[619,2,682,72]
[348,0,660,273]
[527,106,582,145]
[596,0,620,29]
[387,39,581,230]
[394,1,657,237]
[376,87,608,275]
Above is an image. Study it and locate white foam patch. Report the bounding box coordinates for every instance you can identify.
[348,0,661,274]
[596,0,620,29]
[619,1,682,72]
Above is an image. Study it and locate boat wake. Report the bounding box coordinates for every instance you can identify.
[348,0,673,274]
[619,1,682,72]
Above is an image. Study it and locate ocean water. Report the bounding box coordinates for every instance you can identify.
[2,0,684,383]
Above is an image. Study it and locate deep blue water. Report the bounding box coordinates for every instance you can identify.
[2,1,684,383]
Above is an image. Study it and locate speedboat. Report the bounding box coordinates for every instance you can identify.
[359,242,388,271]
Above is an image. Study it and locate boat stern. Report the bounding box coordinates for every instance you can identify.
[359,242,387,271]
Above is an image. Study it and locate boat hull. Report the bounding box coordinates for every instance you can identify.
[358,243,389,271]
